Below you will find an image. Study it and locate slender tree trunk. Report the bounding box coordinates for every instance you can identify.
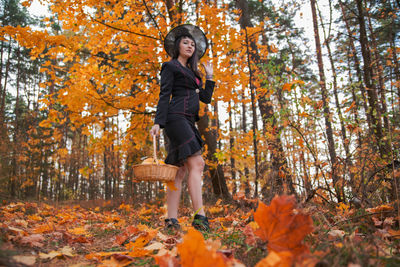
[355,0,387,157]
[0,40,4,127]
[318,2,353,201]
[12,47,22,197]
[241,89,251,197]
[0,41,11,126]
[364,0,389,131]
[243,27,260,198]
[197,106,231,199]
[338,0,370,127]
[229,101,237,194]
[104,122,111,199]
[310,0,341,201]
[391,34,400,103]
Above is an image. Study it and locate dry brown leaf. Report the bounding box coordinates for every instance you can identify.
[86,251,126,261]
[39,246,75,259]
[12,255,36,266]
[20,234,45,247]
[243,224,257,246]
[144,241,164,251]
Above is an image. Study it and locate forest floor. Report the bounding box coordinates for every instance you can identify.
[0,195,399,267]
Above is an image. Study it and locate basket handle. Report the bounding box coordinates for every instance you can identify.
[153,135,158,164]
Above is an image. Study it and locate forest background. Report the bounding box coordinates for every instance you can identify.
[0,0,400,266]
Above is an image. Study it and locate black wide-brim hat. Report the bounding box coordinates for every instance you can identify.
[164,24,208,59]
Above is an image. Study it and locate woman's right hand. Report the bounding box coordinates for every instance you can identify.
[150,124,160,136]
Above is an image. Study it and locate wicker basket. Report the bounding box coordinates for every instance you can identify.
[133,136,178,182]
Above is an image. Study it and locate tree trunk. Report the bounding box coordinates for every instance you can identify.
[229,101,237,194]
[197,106,231,199]
[364,0,390,132]
[104,122,111,199]
[338,0,370,128]
[318,1,352,202]
[310,0,341,201]
[244,27,260,198]
[390,32,400,103]
[241,89,251,197]
[355,0,387,157]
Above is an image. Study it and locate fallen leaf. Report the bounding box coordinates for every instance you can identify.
[366,204,394,213]
[8,226,27,236]
[33,223,53,234]
[86,251,125,261]
[177,228,227,267]
[15,219,29,228]
[243,225,257,246]
[12,255,36,266]
[388,229,400,239]
[20,234,45,247]
[253,195,313,256]
[68,227,91,236]
[383,217,395,227]
[144,241,164,251]
[255,250,293,267]
[60,246,75,257]
[328,229,345,239]
[154,249,180,267]
[372,217,382,227]
[209,206,224,214]
[98,256,131,267]
[39,246,75,259]
[39,250,62,260]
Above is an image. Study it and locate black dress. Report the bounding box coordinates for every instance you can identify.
[154,59,215,166]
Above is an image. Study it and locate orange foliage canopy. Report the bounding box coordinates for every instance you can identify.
[254,195,313,256]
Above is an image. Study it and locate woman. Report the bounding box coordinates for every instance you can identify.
[150,24,215,232]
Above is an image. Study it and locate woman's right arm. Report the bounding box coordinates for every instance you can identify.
[153,62,174,132]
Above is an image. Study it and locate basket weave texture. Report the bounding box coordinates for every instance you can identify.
[133,163,178,182]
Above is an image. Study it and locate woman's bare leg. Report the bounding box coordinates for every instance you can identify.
[166,165,186,219]
[186,154,205,216]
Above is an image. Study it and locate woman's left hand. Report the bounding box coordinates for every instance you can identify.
[202,61,213,77]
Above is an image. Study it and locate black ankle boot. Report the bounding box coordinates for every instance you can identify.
[192,214,210,231]
[164,218,181,232]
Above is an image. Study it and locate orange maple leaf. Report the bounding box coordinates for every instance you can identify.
[153,248,179,267]
[254,195,313,256]
[177,228,227,267]
[255,250,293,267]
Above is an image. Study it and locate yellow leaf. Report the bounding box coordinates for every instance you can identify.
[248,221,259,231]
[68,227,90,236]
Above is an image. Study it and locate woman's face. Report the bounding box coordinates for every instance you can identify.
[178,37,195,59]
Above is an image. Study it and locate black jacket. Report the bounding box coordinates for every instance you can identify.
[155,59,215,128]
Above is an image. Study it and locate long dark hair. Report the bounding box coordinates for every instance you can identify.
[172,35,201,79]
